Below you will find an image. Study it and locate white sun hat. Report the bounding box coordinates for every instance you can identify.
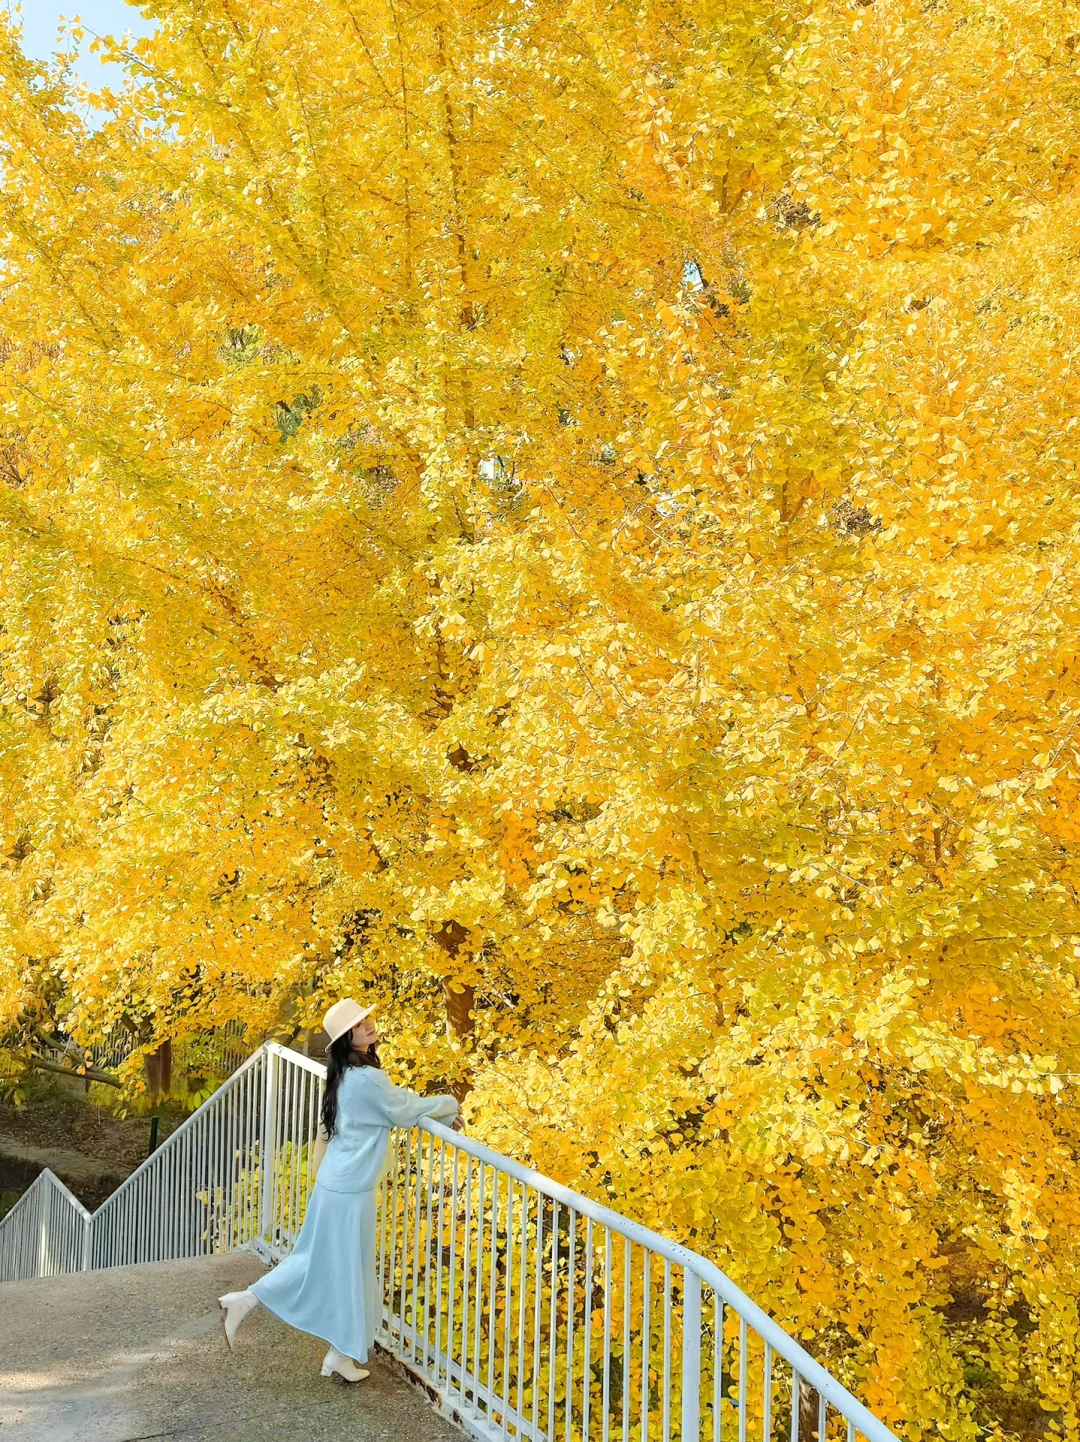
[322,998,375,1052]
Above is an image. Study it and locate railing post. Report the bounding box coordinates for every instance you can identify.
[37,1182,47,1280]
[82,1215,92,1272]
[260,1046,278,1248]
[682,1268,702,1442]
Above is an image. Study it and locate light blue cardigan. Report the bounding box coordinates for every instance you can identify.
[314,1065,459,1193]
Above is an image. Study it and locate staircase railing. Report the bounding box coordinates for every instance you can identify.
[88,1046,274,1269]
[380,1120,895,1442]
[0,1167,90,1280]
[0,1043,899,1442]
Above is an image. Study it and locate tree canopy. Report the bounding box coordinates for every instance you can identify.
[2,0,1080,1433]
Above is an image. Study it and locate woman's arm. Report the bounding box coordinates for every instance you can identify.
[311,1120,330,1178]
[370,1070,460,1129]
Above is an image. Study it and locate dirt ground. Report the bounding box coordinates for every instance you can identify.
[0,1072,184,1217]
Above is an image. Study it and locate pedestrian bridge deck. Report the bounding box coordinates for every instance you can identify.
[0,1250,460,1442]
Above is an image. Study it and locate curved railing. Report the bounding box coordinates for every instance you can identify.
[0,1042,899,1442]
[378,1117,895,1442]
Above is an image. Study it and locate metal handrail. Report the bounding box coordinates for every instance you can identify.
[266,1040,324,1076]
[415,1115,895,1442]
[91,1045,265,1220]
[0,1168,92,1281]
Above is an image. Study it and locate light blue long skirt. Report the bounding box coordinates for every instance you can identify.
[249,1181,379,1363]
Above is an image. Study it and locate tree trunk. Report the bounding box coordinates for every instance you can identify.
[799,1377,821,1440]
[442,979,476,1039]
[144,1039,172,1102]
[434,919,475,1099]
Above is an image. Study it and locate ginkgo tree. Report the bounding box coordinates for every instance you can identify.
[1,0,1080,1434]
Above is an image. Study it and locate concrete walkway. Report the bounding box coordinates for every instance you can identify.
[0,1132,126,1187]
[0,1251,463,1442]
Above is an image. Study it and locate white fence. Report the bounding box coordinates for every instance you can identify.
[42,1017,268,1082]
[0,1168,90,1280]
[0,1043,899,1442]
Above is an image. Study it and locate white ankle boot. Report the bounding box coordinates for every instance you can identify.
[320,1346,369,1382]
[218,1288,259,1350]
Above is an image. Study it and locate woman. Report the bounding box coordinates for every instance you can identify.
[218,998,461,1382]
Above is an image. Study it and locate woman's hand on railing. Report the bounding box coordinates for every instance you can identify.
[451,1114,465,1133]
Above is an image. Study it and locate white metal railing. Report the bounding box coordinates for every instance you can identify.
[88,1046,275,1269]
[377,1122,897,1442]
[0,1043,899,1442]
[0,1168,90,1280]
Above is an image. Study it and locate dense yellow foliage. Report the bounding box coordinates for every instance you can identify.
[1,0,1080,1433]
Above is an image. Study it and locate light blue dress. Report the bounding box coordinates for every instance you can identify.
[250,1064,458,1362]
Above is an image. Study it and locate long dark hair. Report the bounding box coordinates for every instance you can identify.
[321,1032,381,1140]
